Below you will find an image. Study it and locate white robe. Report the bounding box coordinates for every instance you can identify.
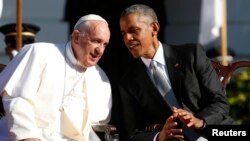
[0,42,112,141]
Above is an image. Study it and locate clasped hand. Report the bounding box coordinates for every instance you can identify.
[156,107,204,141]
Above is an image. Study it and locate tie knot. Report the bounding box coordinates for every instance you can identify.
[150,60,158,69]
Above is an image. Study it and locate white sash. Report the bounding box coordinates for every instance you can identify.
[60,76,88,141]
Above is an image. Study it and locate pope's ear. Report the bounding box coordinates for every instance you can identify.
[71,30,81,44]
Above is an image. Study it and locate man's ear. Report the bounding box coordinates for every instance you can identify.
[151,22,160,36]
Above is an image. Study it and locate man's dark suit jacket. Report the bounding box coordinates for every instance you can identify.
[113,43,234,141]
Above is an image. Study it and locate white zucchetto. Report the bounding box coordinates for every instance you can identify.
[74,14,108,29]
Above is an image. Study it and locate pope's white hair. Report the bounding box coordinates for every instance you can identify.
[74,14,108,29]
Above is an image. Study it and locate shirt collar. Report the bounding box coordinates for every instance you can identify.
[66,41,78,66]
[141,42,165,68]
[66,42,86,72]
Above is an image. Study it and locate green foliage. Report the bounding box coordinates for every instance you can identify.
[226,68,250,124]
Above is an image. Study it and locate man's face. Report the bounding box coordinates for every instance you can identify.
[120,13,156,58]
[72,21,110,68]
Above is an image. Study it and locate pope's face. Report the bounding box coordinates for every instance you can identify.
[72,21,110,68]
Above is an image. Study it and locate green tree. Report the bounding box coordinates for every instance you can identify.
[226,68,250,124]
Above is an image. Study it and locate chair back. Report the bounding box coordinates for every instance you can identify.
[211,60,250,89]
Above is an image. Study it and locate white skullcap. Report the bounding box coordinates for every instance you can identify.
[74,14,108,29]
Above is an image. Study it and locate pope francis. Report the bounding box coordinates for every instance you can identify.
[0,14,112,141]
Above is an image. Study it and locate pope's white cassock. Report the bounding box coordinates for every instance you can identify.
[0,42,112,141]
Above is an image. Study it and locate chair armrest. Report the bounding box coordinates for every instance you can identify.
[92,124,118,141]
[92,124,117,134]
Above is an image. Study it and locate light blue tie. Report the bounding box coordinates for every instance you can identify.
[150,60,180,108]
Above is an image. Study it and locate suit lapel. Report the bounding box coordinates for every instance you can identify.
[162,44,183,108]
